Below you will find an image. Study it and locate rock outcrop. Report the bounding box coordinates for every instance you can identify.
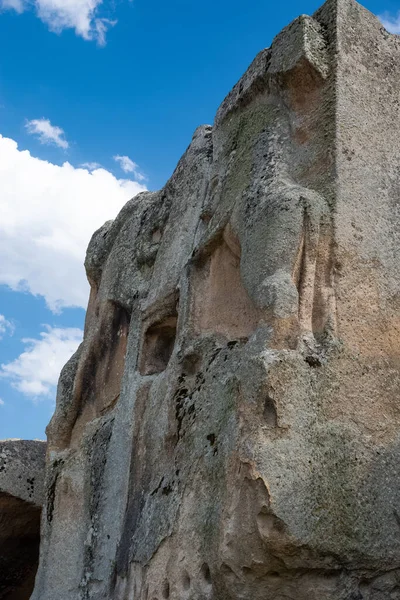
[31,1,400,598]
[0,440,46,599]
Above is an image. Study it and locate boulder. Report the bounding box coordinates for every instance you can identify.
[0,440,46,600]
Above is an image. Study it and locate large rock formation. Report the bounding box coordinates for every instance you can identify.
[0,440,46,599]
[32,0,400,598]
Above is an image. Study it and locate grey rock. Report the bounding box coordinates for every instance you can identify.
[0,439,46,599]
[0,439,46,507]
[32,1,400,599]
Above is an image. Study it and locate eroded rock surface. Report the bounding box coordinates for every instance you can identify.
[32,1,400,599]
[0,440,46,600]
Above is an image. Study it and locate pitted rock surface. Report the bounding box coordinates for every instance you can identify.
[32,1,400,599]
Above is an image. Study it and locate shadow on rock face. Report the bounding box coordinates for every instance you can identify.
[0,492,41,599]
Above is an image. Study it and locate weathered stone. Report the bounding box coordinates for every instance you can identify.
[32,1,400,599]
[0,440,46,599]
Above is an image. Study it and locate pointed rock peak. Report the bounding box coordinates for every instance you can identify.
[315,0,385,28]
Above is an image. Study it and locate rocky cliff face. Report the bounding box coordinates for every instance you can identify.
[0,440,46,599]
[31,1,400,598]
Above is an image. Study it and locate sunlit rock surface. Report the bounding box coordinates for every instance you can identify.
[32,1,400,598]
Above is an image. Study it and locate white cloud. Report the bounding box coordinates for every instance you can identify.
[26,118,69,149]
[114,155,146,181]
[36,0,116,46]
[0,326,83,399]
[0,315,14,339]
[0,134,147,311]
[80,161,101,170]
[0,399,4,406]
[92,16,116,46]
[379,12,400,34]
[0,0,116,45]
[0,0,25,13]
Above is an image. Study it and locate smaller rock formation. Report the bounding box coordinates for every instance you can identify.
[0,440,46,600]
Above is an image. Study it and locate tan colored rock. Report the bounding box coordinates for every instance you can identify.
[0,440,46,599]
[32,1,400,598]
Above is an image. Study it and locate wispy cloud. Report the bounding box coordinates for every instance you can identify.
[93,16,116,46]
[379,11,400,34]
[114,155,146,181]
[0,326,83,399]
[0,399,4,406]
[0,315,14,340]
[26,118,69,149]
[0,0,117,45]
[80,161,102,171]
[0,0,24,13]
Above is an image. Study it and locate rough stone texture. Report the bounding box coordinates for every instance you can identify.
[32,1,400,599]
[0,440,46,599]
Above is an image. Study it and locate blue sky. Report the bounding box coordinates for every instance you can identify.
[0,0,398,441]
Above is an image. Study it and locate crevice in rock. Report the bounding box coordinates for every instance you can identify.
[181,571,191,591]
[161,581,170,598]
[263,395,278,428]
[0,492,41,600]
[140,314,177,376]
[201,563,212,585]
